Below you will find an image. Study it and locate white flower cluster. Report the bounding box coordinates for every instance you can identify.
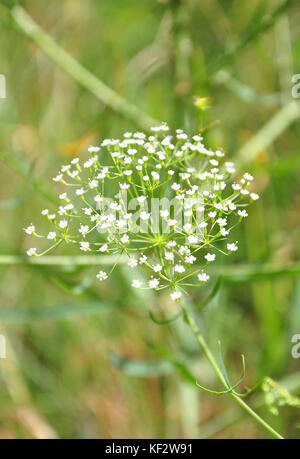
[24,123,259,302]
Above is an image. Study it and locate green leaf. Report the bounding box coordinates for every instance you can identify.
[108,351,173,377]
[192,277,222,311]
[0,301,115,323]
[148,310,182,325]
[218,341,231,389]
[0,149,60,205]
[147,343,196,385]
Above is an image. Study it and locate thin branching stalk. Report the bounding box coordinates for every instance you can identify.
[8,5,158,130]
[181,305,284,439]
[1,256,300,282]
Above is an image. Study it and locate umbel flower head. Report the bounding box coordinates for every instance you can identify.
[24,123,259,301]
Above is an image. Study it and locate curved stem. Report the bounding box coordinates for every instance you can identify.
[181,306,284,439]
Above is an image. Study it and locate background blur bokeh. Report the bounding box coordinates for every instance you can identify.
[0,0,300,439]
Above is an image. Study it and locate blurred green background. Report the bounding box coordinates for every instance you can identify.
[0,0,300,439]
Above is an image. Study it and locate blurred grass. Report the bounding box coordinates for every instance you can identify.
[0,0,300,439]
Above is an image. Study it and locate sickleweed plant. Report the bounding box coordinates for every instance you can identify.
[24,123,284,438]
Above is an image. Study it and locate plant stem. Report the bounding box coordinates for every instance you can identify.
[181,306,284,439]
[8,5,158,131]
[2,255,300,282]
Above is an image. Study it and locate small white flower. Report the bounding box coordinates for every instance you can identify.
[171,183,181,191]
[99,243,108,252]
[149,278,160,289]
[69,170,79,179]
[47,232,56,240]
[238,210,248,218]
[170,291,182,301]
[27,248,37,257]
[175,264,185,274]
[185,255,196,264]
[128,258,138,268]
[88,145,100,153]
[250,193,259,200]
[76,188,85,196]
[80,242,90,252]
[94,195,103,203]
[24,225,35,235]
[41,209,49,216]
[121,234,129,244]
[79,224,89,236]
[227,242,238,252]
[179,245,190,256]
[88,179,99,189]
[183,223,192,232]
[139,254,147,264]
[153,264,162,273]
[244,173,254,182]
[205,253,216,262]
[151,123,169,132]
[179,172,191,180]
[198,272,210,283]
[240,189,249,195]
[59,220,68,229]
[217,218,227,227]
[187,235,198,244]
[151,171,160,181]
[220,228,229,236]
[132,280,143,288]
[140,211,151,221]
[227,201,236,211]
[120,183,130,190]
[160,210,169,218]
[53,174,63,182]
[96,270,108,281]
[97,168,109,179]
[166,241,176,248]
[84,157,97,168]
[165,252,174,261]
[110,202,121,211]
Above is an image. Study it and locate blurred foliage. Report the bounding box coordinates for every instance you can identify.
[0,0,300,439]
[262,377,300,416]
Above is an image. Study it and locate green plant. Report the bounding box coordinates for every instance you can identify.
[23,125,285,439]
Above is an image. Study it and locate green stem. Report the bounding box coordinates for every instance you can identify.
[181,306,284,439]
[8,5,158,131]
